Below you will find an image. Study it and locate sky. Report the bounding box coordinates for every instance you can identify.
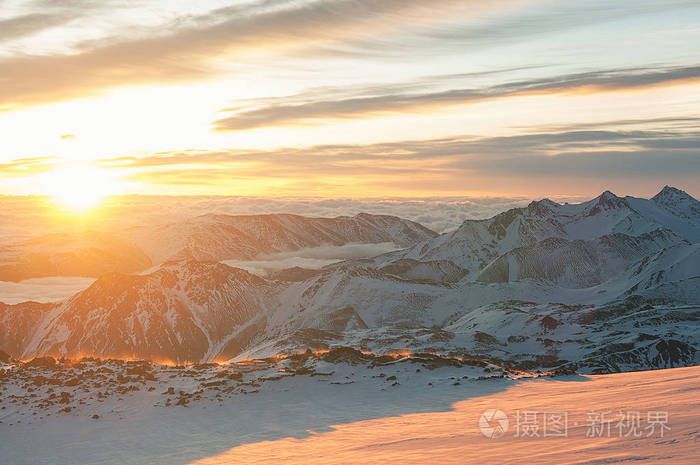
[1,0,699,199]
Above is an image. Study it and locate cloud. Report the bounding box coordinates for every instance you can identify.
[212,66,700,130]
[0,13,72,43]
[0,0,485,109]
[458,148,700,177]
[0,277,95,304]
[1,0,698,113]
[0,1,118,45]
[305,0,700,60]
[535,116,700,132]
[221,242,402,276]
[0,193,535,248]
[109,126,700,173]
[102,119,700,197]
[0,157,57,178]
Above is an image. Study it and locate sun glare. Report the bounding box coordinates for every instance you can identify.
[41,165,122,211]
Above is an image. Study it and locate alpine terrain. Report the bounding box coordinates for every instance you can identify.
[0,187,697,374]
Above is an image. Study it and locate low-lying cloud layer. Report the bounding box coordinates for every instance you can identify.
[0,277,95,305]
[221,242,401,276]
[0,194,536,245]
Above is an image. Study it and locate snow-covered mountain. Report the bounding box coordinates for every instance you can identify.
[1,187,699,373]
[123,212,438,265]
[381,188,700,274]
[475,228,683,288]
[0,300,55,356]
[0,213,437,280]
[651,185,700,223]
[17,261,274,363]
[613,241,700,301]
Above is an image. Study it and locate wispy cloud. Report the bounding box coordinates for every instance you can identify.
[213,66,700,130]
[0,157,56,177]
[0,0,117,45]
[2,0,699,200]
[0,0,488,109]
[0,13,71,43]
[101,120,700,196]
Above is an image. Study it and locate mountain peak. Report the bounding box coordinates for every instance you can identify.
[538,198,560,208]
[592,190,624,207]
[599,190,619,200]
[651,186,700,221]
[527,198,559,215]
[579,190,629,217]
[652,186,695,203]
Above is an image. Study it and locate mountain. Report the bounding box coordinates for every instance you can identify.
[0,232,152,281]
[651,185,700,222]
[378,258,469,283]
[19,261,274,363]
[613,241,700,302]
[475,228,683,288]
[0,212,437,281]
[0,300,56,356]
[382,189,700,273]
[123,212,438,265]
[2,187,699,374]
[442,297,698,372]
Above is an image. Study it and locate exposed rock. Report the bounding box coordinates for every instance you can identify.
[321,347,369,365]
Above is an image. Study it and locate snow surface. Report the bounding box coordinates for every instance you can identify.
[192,366,700,465]
[1,361,697,465]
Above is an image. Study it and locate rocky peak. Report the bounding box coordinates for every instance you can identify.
[599,190,620,203]
[584,190,628,216]
[652,186,697,205]
[527,198,559,216]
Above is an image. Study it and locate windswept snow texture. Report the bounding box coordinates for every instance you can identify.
[192,366,700,465]
[0,187,699,373]
[0,358,697,465]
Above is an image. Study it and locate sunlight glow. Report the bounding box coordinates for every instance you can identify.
[40,165,123,211]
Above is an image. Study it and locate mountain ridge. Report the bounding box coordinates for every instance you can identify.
[1,187,698,373]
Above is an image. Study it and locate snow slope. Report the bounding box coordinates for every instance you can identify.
[0,358,697,465]
[192,366,700,465]
[18,261,274,363]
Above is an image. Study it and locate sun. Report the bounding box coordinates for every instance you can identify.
[42,165,122,211]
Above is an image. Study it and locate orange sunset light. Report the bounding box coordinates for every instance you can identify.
[40,164,124,211]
